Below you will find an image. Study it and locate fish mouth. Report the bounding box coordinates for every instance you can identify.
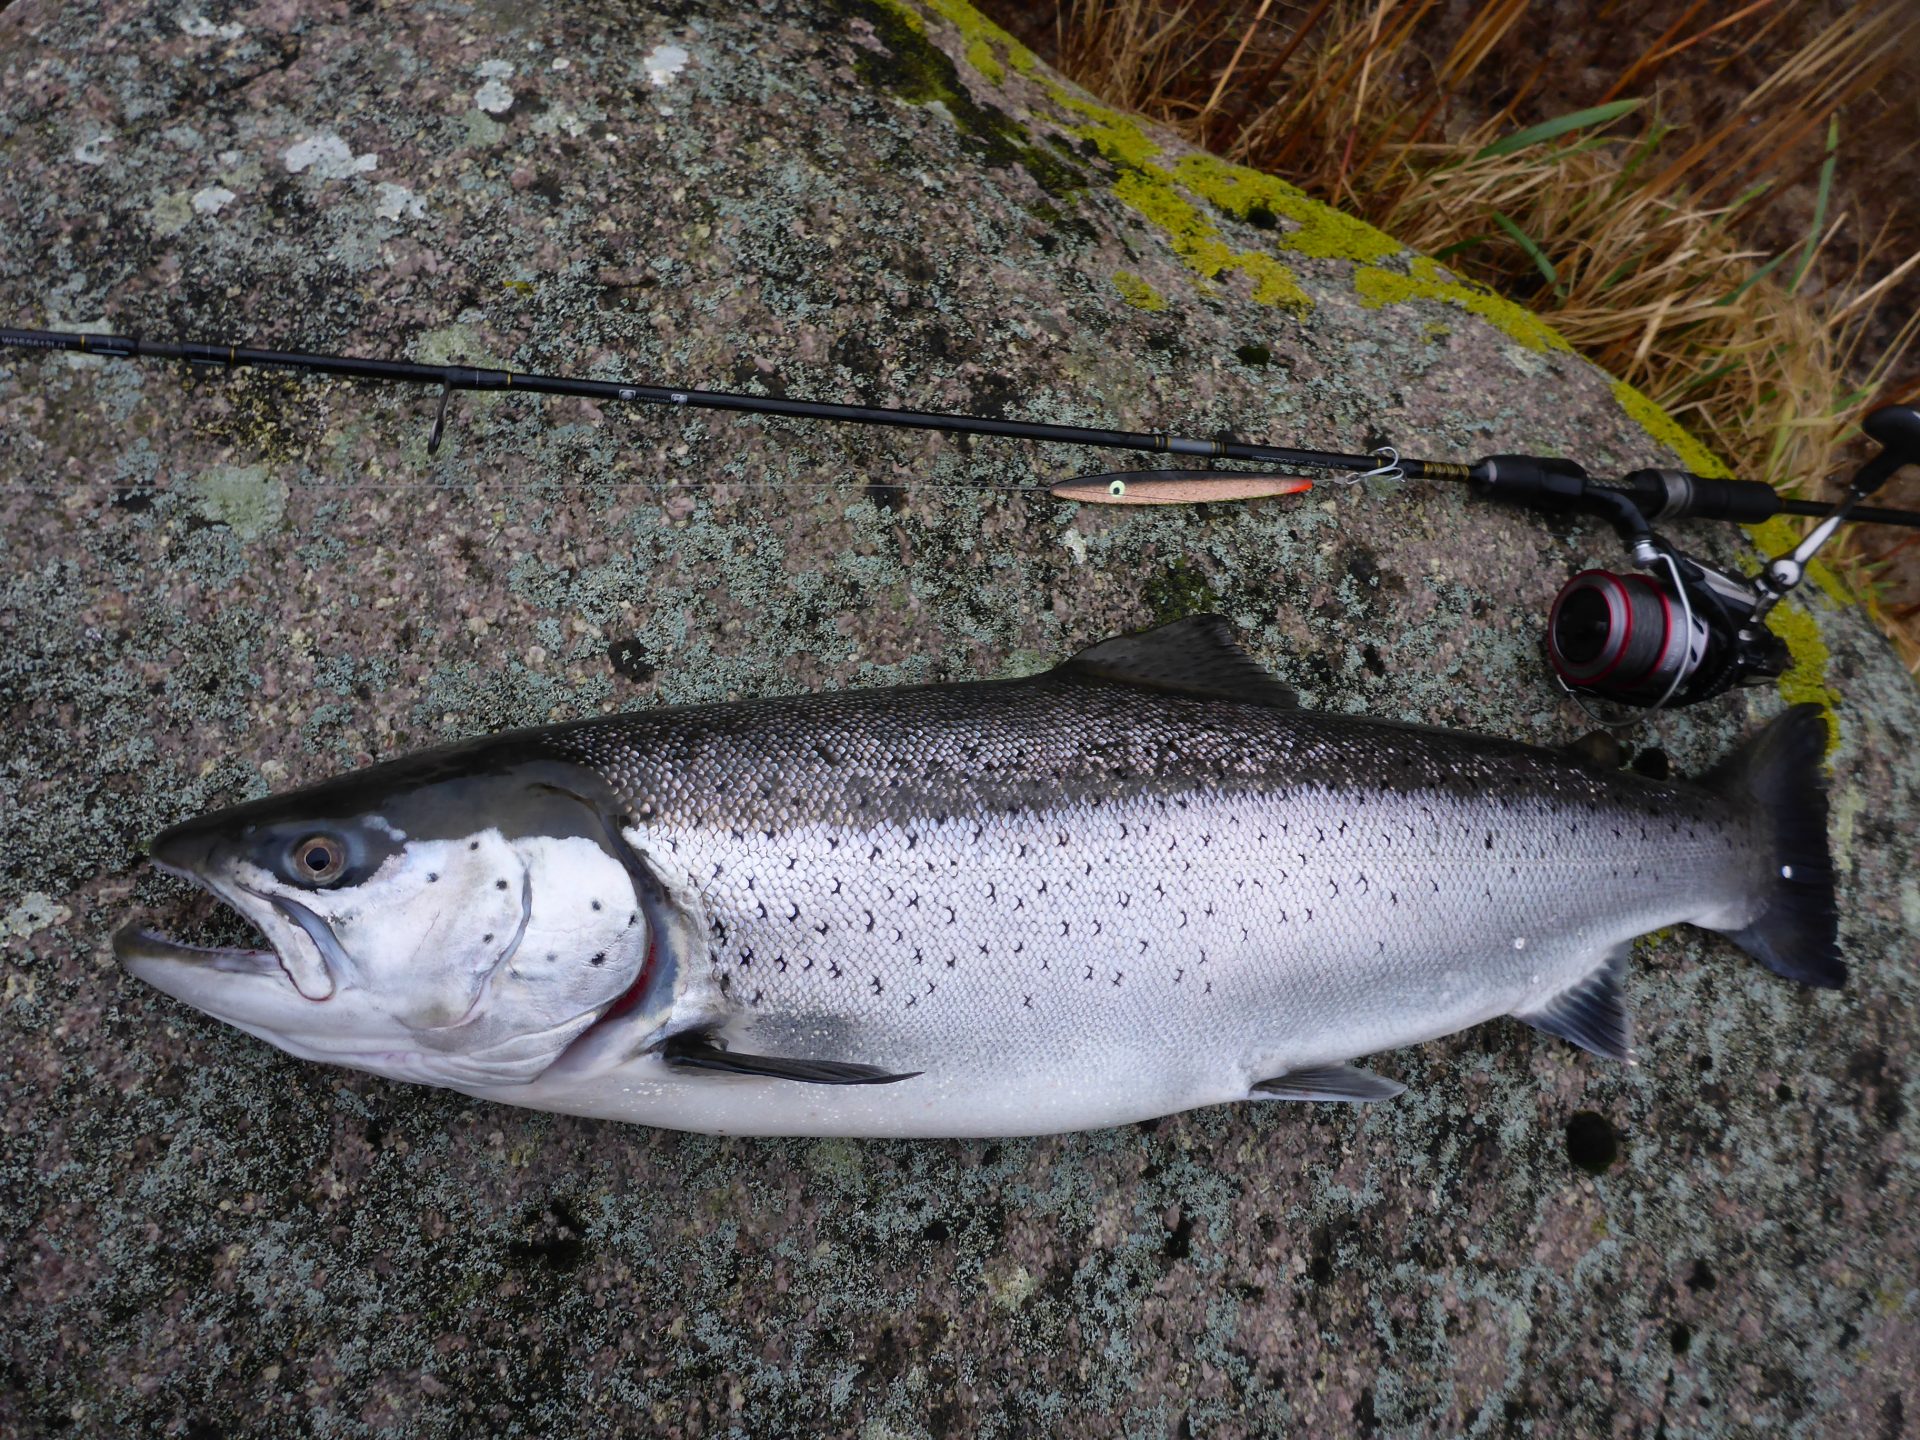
[111,921,283,976]
[114,861,325,998]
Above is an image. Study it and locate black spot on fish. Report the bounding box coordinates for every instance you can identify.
[590,953,606,967]
[590,900,601,911]
[483,933,494,944]
[495,879,509,891]
[469,841,480,851]
[427,873,438,883]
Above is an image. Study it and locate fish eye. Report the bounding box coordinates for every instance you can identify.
[289,834,348,886]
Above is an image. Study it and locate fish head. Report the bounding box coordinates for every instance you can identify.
[115,742,672,1088]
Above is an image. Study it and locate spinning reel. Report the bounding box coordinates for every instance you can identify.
[1471,406,1920,710]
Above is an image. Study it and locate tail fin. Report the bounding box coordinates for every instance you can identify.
[1704,704,1844,988]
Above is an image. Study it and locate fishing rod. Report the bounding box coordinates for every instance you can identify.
[5,323,1919,711]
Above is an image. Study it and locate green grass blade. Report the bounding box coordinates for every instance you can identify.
[1492,210,1565,296]
[1473,98,1645,160]
[1430,236,1489,262]
[1790,116,1839,294]
[1718,248,1791,307]
[1677,360,1745,393]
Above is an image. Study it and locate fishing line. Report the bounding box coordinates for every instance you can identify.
[4,324,1915,524]
[7,322,1920,710]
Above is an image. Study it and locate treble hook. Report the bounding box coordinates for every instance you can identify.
[1320,446,1403,488]
[1361,445,1404,483]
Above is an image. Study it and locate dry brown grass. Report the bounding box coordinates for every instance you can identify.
[1022,0,1920,667]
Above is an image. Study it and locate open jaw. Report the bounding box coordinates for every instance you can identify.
[112,922,284,977]
[112,865,314,994]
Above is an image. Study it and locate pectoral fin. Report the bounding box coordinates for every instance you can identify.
[662,1032,920,1087]
[1252,1062,1405,1103]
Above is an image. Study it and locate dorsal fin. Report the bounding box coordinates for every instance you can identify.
[1563,730,1623,770]
[1053,615,1298,709]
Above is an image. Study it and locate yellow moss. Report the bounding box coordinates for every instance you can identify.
[1045,101,1310,313]
[1609,379,1730,478]
[1110,169,1214,254]
[920,0,1037,77]
[1169,154,1401,263]
[1764,603,1843,750]
[1353,258,1569,353]
[1111,270,1168,311]
[963,36,1003,84]
[1050,88,1162,169]
[1236,253,1313,308]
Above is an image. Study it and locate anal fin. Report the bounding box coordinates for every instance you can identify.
[1252,1062,1405,1103]
[663,1032,919,1087]
[1513,941,1632,1060]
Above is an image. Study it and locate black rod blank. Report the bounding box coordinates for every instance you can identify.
[4,324,1917,529]
[0,326,1389,474]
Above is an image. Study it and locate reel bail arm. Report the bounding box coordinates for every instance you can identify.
[1747,403,1920,627]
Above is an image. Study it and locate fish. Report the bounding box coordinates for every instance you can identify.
[113,616,1842,1138]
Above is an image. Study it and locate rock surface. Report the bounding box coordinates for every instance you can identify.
[1,1,1914,1435]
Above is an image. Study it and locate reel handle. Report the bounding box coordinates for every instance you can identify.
[1856,405,1920,495]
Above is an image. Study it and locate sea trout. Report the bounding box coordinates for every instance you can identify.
[115,617,1841,1137]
